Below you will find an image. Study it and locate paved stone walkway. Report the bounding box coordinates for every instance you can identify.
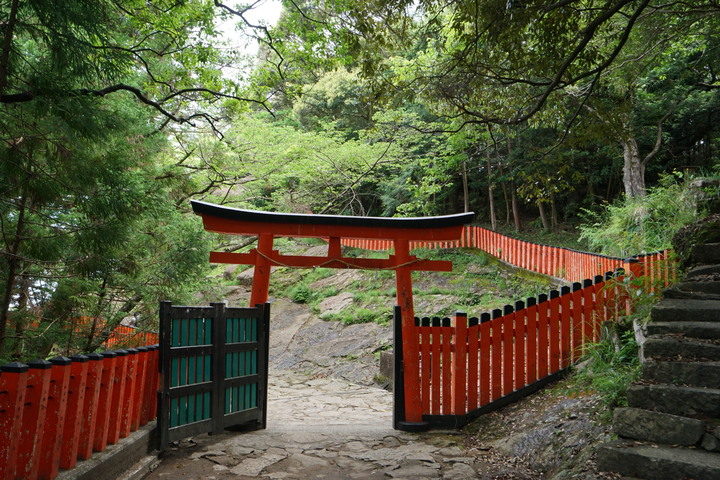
[146,369,537,479]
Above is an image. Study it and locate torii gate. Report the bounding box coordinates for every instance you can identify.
[191,200,474,428]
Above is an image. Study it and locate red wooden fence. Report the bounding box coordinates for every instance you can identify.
[0,346,159,480]
[104,325,160,349]
[339,225,669,283]
[398,247,675,428]
[406,277,615,426]
[21,317,159,352]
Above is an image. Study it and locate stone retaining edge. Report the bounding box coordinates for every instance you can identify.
[56,422,159,480]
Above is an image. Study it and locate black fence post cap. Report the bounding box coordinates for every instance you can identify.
[28,358,53,369]
[1,361,28,373]
[50,356,72,366]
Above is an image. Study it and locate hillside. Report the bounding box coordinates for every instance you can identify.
[202,238,561,386]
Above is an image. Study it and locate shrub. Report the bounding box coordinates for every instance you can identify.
[567,327,641,414]
[578,172,703,257]
[288,282,312,303]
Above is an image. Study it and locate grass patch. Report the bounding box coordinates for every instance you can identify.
[282,277,340,305]
[321,307,391,325]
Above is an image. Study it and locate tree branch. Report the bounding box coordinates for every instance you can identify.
[213,0,287,82]
[1,83,273,132]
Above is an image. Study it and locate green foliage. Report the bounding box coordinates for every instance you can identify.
[279,267,339,306]
[321,307,388,326]
[566,327,641,414]
[287,283,312,304]
[0,91,213,361]
[202,114,403,216]
[578,173,704,256]
[292,68,374,139]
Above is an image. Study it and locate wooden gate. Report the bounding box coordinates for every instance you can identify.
[158,302,270,449]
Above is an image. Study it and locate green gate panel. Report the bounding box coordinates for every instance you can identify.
[158,302,269,450]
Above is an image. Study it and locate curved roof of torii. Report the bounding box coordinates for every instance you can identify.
[191,200,475,242]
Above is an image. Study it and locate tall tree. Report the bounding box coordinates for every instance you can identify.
[0,0,271,131]
[0,93,212,359]
[269,1,720,197]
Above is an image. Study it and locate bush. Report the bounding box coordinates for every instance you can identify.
[578,172,704,257]
[288,283,312,303]
[567,326,641,414]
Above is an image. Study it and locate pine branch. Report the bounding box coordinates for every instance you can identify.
[0,83,273,130]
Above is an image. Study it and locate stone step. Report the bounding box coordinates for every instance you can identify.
[613,407,705,445]
[642,360,720,389]
[686,264,720,281]
[627,383,720,418]
[644,336,720,361]
[691,243,720,266]
[651,298,720,323]
[664,282,720,300]
[646,321,720,340]
[597,439,720,480]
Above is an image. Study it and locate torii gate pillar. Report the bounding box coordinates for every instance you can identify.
[250,234,274,307]
[191,200,474,429]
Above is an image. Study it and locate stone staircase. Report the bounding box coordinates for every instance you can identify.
[597,243,720,480]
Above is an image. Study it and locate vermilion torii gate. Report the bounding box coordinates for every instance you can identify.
[191,200,474,428]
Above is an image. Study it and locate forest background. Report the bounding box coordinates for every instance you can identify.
[1,0,719,363]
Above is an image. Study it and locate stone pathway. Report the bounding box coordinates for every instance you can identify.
[145,369,539,479]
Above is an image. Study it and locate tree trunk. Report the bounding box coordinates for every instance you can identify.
[0,0,20,96]
[12,275,30,357]
[461,159,470,213]
[506,135,520,230]
[510,181,521,232]
[622,137,646,198]
[550,192,558,229]
[84,277,108,353]
[487,156,497,231]
[500,179,511,225]
[0,191,28,356]
[537,201,550,230]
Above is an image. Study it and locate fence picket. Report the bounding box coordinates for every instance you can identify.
[467,318,479,411]
[430,318,441,414]
[77,353,103,460]
[59,356,88,470]
[501,305,514,397]
[18,359,52,480]
[525,298,538,385]
[559,286,572,368]
[107,350,128,445]
[93,351,117,453]
[536,294,549,379]
[491,309,502,402]
[548,290,561,373]
[441,318,452,415]
[581,279,595,355]
[0,362,28,480]
[571,283,583,363]
[479,314,491,405]
[131,347,149,430]
[451,313,468,415]
[121,349,139,438]
[513,301,526,390]
[38,357,71,480]
[419,318,431,415]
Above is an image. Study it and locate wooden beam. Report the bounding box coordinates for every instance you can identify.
[209,250,453,272]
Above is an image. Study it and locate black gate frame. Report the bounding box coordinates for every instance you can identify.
[158,302,270,449]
